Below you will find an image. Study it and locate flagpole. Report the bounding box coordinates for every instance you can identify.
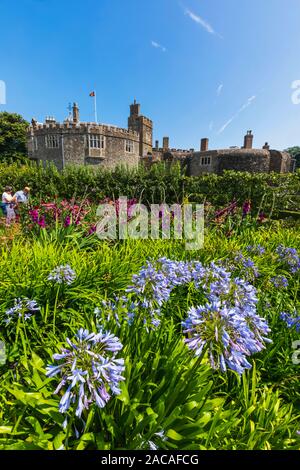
[94,92,98,124]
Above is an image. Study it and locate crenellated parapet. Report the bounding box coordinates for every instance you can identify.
[29,121,140,140]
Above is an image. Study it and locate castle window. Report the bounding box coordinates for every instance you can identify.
[89,134,105,149]
[33,137,38,151]
[201,156,211,165]
[45,134,60,149]
[125,139,134,153]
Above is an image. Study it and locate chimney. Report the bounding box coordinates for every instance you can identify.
[263,142,270,150]
[201,138,209,152]
[155,140,159,150]
[163,137,169,150]
[243,130,253,149]
[130,99,140,116]
[72,103,79,123]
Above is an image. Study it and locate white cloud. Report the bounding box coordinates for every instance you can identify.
[209,121,214,131]
[218,95,256,134]
[151,40,167,52]
[217,83,223,96]
[184,8,216,35]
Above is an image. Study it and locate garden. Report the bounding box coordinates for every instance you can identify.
[0,162,299,450]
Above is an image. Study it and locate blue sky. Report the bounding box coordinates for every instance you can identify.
[1,0,300,150]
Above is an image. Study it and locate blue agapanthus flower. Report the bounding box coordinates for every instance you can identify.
[280,311,300,332]
[48,265,76,285]
[276,245,300,274]
[4,298,40,325]
[246,245,265,256]
[182,300,271,375]
[46,328,125,420]
[233,253,259,281]
[271,275,288,288]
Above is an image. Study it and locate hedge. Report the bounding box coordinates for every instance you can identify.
[0,161,299,215]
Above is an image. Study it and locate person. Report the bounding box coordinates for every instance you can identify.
[14,186,31,204]
[1,186,15,216]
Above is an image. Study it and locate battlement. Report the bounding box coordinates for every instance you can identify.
[153,147,193,154]
[139,115,153,126]
[29,121,140,139]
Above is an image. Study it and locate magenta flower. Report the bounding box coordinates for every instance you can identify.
[242,200,251,217]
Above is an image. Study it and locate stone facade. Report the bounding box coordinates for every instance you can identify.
[142,131,295,175]
[28,101,152,170]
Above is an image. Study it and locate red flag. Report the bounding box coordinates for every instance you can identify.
[89,91,95,97]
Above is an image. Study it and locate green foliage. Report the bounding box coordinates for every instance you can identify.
[285,147,300,169]
[0,112,29,163]
[0,162,299,216]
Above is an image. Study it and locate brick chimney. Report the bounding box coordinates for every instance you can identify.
[163,137,169,150]
[243,130,253,149]
[201,138,209,152]
[72,103,79,123]
[263,142,270,150]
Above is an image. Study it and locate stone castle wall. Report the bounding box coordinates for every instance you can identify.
[28,122,140,170]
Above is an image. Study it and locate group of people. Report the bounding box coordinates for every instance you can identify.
[0,186,31,223]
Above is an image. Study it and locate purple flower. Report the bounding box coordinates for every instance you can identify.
[48,265,76,285]
[182,300,271,375]
[64,216,71,227]
[242,200,251,217]
[280,311,300,332]
[46,328,125,422]
[276,245,300,274]
[246,245,265,256]
[4,298,40,325]
[271,275,288,288]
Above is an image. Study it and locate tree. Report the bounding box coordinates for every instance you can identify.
[0,112,29,162]
[285,146,300,169]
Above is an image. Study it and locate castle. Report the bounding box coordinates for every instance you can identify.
[28,101,152,170]
[28,101,295,174]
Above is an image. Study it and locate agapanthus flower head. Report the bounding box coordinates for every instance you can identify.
[182,300,271,375]
[233,253,259,281]
[4,298,40,325]
[46,328,125,421]
[276,245,300,274]
[246,245,265,256]
[280,310,300,332]
[271,275,288,288]
[48,265,76,285]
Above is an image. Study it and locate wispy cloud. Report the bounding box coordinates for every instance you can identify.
[217,83,223,96]
[209,121,214,131]
[218,95,256,134]
[151,40,167,52]
[184,7,221,37]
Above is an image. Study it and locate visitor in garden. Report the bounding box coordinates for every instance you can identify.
[1,186,15,216]
[14,186,31,204]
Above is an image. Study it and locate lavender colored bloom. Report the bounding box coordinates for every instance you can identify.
[122,258,262,330]
[48,265,76,285]
[46,328,125,421]
[280,311,300,332]
[182,300,271,375]
[276,245,300,274]
[246,245,265,256]
[4,298,40,325]
[271,275,288,288]
[233,253,259,281]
